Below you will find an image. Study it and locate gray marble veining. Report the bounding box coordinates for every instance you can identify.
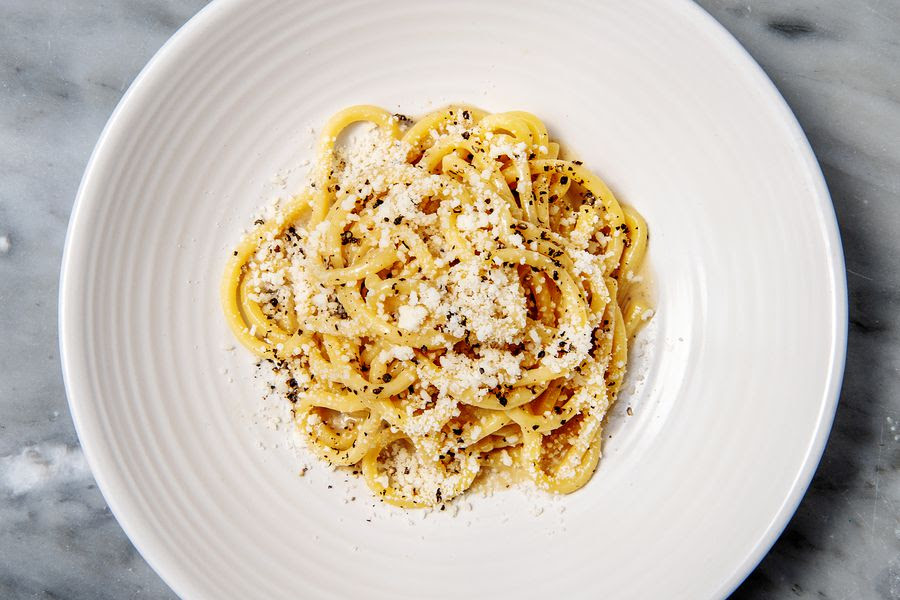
[0,1,897,598]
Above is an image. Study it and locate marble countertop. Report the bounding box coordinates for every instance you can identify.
[1,1,897,598]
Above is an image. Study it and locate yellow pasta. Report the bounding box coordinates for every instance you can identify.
[221,105,652,507]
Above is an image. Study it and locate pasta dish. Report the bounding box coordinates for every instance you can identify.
[222,105,651,507]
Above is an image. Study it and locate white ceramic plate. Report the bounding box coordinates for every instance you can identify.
[60,1,847,598]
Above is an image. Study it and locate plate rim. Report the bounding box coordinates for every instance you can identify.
[682,3,848,597]
[58,0,849,598]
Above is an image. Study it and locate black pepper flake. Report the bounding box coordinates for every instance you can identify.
[393,216,403,225]
[498,396,508,407]
[372,198,383,208]
[537,350,546,358]
[462,110,470,119]
[532,425,539,430]
[269,297,279,307]
[254,219,264,225]
[452,427,463,435]
[560,176,569,184]
[382,373,392,383]
[461,131,470,140]
[553,406,563,415]
[372,387,383,394]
